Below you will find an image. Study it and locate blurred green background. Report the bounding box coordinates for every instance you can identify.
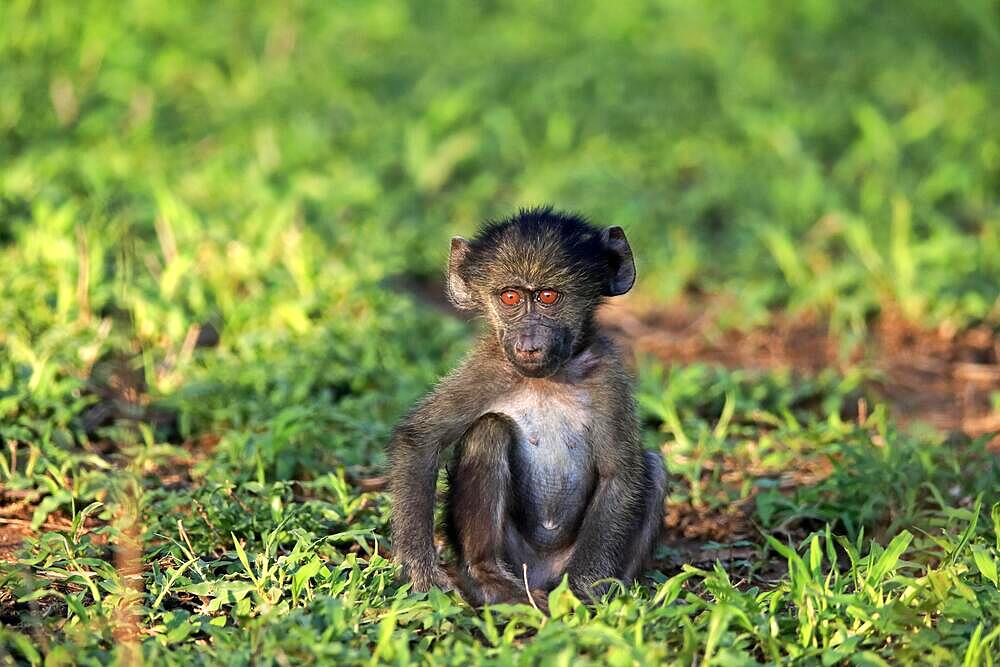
[4,0,999,338]
[2,1,999,663]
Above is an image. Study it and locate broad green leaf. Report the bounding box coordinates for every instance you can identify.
[866,531,912,586]
[971,545,998,587]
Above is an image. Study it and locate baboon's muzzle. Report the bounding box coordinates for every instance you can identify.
[504,320,572,378]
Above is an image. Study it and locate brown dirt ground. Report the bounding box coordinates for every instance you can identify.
[0,489,106,565]
[599,296,999,441]
[0,489,39,563]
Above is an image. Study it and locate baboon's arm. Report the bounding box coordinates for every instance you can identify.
[387,353,501,590]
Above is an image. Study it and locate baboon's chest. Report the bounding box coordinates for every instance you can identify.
[486,382,595,547]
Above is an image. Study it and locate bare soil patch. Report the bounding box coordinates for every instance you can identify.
[0,519,32,563]
[599,296,999,442]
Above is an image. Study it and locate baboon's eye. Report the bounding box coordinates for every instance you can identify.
[537,289,559,305]
[500,290,522,306]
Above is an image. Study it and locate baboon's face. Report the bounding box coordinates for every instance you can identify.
[445,211,636,378]
[487,283,588,378]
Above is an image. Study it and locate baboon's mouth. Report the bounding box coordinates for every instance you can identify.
[511,358,555,378]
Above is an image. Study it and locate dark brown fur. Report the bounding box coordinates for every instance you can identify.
[388,207,666,605]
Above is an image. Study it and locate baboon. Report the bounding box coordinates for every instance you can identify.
[388,207,666,605]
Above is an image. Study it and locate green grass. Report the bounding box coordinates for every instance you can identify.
[1,0,999,664]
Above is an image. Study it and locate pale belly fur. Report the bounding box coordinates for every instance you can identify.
[485,381,594,549]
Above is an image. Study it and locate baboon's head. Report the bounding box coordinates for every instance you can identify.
[446,207,635,378]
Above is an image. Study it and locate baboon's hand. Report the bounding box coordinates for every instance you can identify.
[404,560,454,593]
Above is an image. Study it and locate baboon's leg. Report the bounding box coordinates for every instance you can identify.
[446,412,523,605]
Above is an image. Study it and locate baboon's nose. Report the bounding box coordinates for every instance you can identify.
[514,337,543,361]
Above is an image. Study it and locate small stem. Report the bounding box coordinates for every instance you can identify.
[522,563,542,614]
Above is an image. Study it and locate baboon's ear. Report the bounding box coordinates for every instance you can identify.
[446,236,477,310]
[600,226,636,296]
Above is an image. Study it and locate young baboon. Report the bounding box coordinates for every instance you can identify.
[388,207,666,605]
